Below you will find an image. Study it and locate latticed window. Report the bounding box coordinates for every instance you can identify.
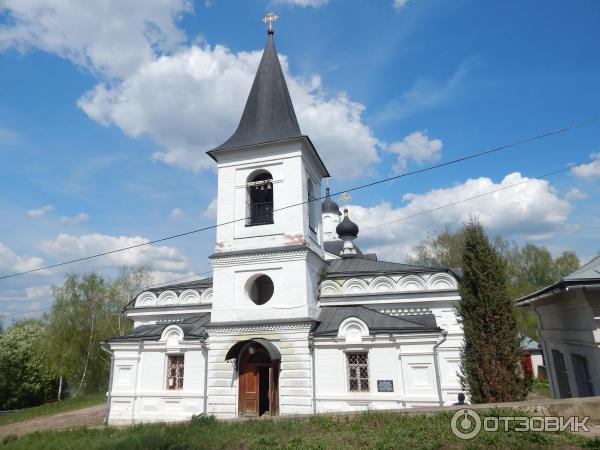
[167,354,184,390]
[346,353,369,392]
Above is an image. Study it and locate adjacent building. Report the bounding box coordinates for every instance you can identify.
[516,256,600,398]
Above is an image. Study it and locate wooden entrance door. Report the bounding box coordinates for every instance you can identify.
[239,364,259,416]
[238,343,279,417]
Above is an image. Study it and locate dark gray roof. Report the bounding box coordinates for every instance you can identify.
[314,306,439,336]
[515,255,600,306]
[208,33,301,154]
[563,255,600,282]
[324,240,363,258]
[107,314,211,342]
[325,258,447,277]
[145,277,213,295]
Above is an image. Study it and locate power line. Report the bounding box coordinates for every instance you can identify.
[1,117,598,282]
[0,269,215,318]
[1,157,594,317]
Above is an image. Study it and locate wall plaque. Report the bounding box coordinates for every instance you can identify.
[377,380,394,392]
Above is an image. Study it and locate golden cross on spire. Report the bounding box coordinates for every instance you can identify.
[339,192,352,207]
[263,11,279,32]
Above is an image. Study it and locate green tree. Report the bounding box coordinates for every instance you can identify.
[456,220,530,403]
[0,320,56,409]
[408,227,466,269]
[552,251,580,279]
[42,266,150,397]
[410,229,580,340]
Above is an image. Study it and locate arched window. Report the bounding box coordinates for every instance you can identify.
[246,171,273,226]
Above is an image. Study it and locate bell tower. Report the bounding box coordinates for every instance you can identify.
[207,21,329,324]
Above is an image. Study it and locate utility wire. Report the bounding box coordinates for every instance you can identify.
[0,158,594,316]
[360,165,579,232]
[1,117,598,282]
[0,269,215,318]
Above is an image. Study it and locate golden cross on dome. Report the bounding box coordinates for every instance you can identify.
[263,11,279,32]
[339,192,352,207]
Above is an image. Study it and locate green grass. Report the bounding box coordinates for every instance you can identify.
[0,393,106,427]
[531,378,552,398]
[1,409,598,450]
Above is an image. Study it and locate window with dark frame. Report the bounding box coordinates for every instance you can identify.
[346,352,369,392]
[167,354,184,390]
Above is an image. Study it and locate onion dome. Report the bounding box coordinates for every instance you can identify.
[321,187,342,215]
[336,208,359,238]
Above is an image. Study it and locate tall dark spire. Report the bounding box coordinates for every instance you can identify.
[210,31,301,152]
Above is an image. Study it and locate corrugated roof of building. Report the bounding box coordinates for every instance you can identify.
[515,255,600,306]
[106,314,211,342]
[564,255,600,281]
[325,258,446,277]
[314,306,439,336]
[145,277,213,294]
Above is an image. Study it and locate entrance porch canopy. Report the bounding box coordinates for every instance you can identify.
[225,338,281,361]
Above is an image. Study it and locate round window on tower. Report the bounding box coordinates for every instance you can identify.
[246,274,274,305]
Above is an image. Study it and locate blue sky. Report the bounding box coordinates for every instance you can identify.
[1,0,599,321]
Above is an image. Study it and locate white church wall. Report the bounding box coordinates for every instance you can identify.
[313,331,463,413]
[107,339,207,425]
[206,324,313,419]
[210,249,322,323]
[213,140,326,254]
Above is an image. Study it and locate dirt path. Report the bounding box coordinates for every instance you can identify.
[0,404,105,438]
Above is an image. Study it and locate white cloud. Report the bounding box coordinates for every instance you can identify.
[1,2,381,180]
[386,130,442,173]
[276,0,329,6]
[0,242,44,273]
[60,212,90,227]
[170,208,183,219]
[565,187,587,200]
[393,0,411,9]
[78,44,380,179]
[570,152,600,179]
[39,233,189,273]
[349,172,571,262]
[203,198,218,219]
[27,204,54,218]
[0,0,192,78]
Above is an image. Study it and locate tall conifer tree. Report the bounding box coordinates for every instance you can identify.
[456,220,530,403]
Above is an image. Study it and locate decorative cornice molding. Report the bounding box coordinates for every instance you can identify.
[208,322,313,334]
[133,288,212,309]
[211,248,309,266]
[319,273,458,298]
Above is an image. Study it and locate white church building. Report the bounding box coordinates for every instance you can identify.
[104,24,465,424]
